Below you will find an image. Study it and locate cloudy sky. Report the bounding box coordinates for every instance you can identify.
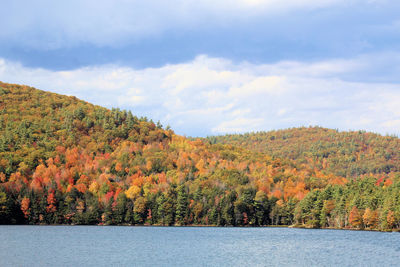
[1,0,399,136]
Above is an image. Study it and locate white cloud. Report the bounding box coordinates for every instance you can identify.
[1,53,400,136]
[229,76,286,98]
[212,117,265,133]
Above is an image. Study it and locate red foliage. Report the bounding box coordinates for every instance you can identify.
[114,188,122,201]
[46,190,57,213]
[375,176,384,186]
[105,191,114,203]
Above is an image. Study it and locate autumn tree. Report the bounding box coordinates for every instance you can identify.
[21,197,30,221]
[363,208,378,228]
[349,206,363,229]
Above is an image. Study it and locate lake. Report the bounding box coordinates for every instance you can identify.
[0,226,399,266]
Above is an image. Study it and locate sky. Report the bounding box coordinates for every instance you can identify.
[1,0,400,137]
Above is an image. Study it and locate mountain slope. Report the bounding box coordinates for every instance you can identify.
[0,82,169,178]
[207,127,400,178]
[0,82,399,230]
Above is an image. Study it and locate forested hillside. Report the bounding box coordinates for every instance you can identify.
[207,127,400,178]
[1,82,400,231]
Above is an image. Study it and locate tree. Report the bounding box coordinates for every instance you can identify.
[114,193,127,224]
[161,189,176,226]
[362,208,377,229]
[46,189,57,213]
[133,196,147,224]
[320,200,335,227]
[349,206,363,228]
[0,192,10,223]
[21,197,30,220]
[386,210,396,229]
[175,184,188,225]
[221,191,236,226]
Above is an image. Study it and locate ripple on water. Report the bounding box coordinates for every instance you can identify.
[0,226,399,267]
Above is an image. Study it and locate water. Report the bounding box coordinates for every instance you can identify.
[0,226,399,267]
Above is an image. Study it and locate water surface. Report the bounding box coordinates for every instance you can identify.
[1,226,399,266]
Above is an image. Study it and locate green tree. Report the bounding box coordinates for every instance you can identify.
[175,184,188,225]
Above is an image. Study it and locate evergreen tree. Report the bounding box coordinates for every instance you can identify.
[175,184,188,225]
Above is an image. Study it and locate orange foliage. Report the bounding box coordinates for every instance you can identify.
[271,190,282,199]
[384,178,393,186]
[115,162,123,173]
[0,172,6,182]
[46,190,57,213]
[387,211,395,228]
[349,206,363,228]
[363,208,378,228]
[21,197,30,218]
[75,183,87,193]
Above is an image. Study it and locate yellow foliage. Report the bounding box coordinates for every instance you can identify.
[89,181,99,195]
[195,159,206,175]
[125,185,141,199]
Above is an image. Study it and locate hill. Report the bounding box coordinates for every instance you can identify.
[0,82,399,230]
[207,127,400,178]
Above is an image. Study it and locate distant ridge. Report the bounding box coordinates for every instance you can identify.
[207,127,400,178]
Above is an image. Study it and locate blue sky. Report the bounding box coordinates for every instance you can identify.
[1,0,400,136]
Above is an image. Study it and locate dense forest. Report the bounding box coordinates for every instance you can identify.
[207,128,400,178]
[1,82,400,231]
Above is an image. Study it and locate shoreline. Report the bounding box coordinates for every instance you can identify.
[1,223,398,232]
